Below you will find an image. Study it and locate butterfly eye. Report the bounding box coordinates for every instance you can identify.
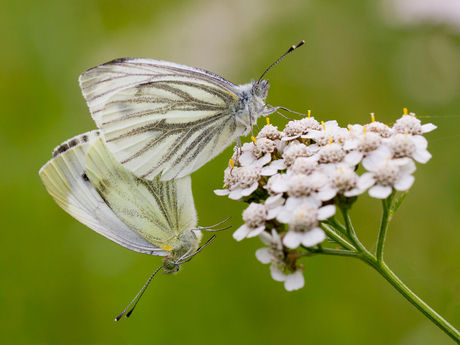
[253,84,263,96]
[164,261,176,270]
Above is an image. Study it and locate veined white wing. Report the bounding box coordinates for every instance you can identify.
[39,131,167,256]
[85,136,200,255]
[79,58,271,181]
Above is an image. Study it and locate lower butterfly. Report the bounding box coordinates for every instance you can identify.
[79,41,304,181]
[39,131,228,320]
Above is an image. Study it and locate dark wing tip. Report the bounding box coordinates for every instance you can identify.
[79,58,139,81]
[51,131,101,158]
[52,142,70,158]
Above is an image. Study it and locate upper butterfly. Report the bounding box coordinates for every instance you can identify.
[79,41,304,181]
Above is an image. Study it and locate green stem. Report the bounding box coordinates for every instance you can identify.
[326,216,347,235]
[339,206,369,254]
[369,258,460,343]
[321,222,356,251]
[376,192,395,263]
[317,247,362,259]
[315,246,460,342]
[322,202,460,342]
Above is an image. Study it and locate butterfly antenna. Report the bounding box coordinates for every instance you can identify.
[114,265,163,321]
[178,235,217,263]
[258,40,305,83]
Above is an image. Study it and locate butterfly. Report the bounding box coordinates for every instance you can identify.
[79,41,304,181]
[39,131,228,319]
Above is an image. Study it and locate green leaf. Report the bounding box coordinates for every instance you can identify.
[389,191,408,221]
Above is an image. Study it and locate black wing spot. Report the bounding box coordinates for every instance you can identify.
[68,139,79,149]
[53,143,70,158]
[81,172,90,182]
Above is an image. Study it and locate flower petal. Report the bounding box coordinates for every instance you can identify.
[260,166,277,176]
[344,151,363,166]
[214,189,230,196]
[421,123,437,133]
[282,135,300,141]
[343,139,358,151]
[266,193,284,207]
[412,135,428,150]
[233,224,251,241]
[239,151,255,166]
[241,182,259,196]
[284,270,305,291]
[283,231,302,249]
[270,265,287,282]
[344,187,365,197]
[368,185,393,199]
[260,153,272,166]
[228,188,243,200]
[247,225,266,238]
[255,248,272,264]
[270,176,289,194]
[301,227,326,247]
[317,186,337,201]
[267,206,283,220]
[271,230,283,250]
[394,174,415,191]
[413,149,431,164]
[362,146,392,171]
[259,231,272,246]
[270,159,287,170]
[276,207,291,224]
[357,173,376,190]
[399,160,416,174]
[317,205,336,220]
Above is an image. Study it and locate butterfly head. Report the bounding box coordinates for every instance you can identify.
[162,259,181,274]
[252,79,270,100]
[161,230,201,274]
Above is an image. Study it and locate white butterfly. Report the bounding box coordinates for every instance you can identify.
[40,131,228,319]
[39,130,207,267]
[79,41,304,181]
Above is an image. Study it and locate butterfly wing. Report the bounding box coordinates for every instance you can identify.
[79,58,248,181]
[85,136,198,248]
[39,131,167,256]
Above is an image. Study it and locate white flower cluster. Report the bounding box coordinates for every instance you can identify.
[215,111,436,291]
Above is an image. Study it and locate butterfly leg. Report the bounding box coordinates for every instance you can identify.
[196,216,232,232]
[267,104,306,117]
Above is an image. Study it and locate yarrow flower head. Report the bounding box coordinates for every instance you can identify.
[233,203,267,241]
[215,110,436,290]
[282,141,317,166]
[256,230,305,291]
[257,124,284,141]
[393,110,436,135]
[358,146,416,199]
[215,165,261,200]
[282,114,321,141]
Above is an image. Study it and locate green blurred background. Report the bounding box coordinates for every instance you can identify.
[2,0,460,344]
